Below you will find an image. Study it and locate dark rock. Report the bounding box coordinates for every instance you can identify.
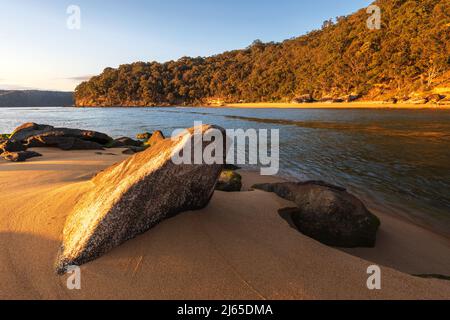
[144,130,165,148]
[1,151,42,162]
[25,135,103,150]
[438,96,450,106]
[55,124,225,274]
[122,146,147,154]
[292,94,315,103]
[0,139,26,153]
[345,95,360,102]
[384,97,398,104]
[254,181,346,200]
[9,123,54,142]
[426,94,445,104]
[136,132,152,140]
[319,96,334,102]
[216,170,242,192]
[10,123,112,145]
[405,97,428,104]
[108,137,142,148]
[253,182,380,248]
[0,134,11,142]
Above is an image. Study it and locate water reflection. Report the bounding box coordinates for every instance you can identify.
[1,107,449,235]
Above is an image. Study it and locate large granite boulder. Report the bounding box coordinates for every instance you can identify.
[253,182,380,248]
[10,123,112,146]
[1,151,42,162]
[56,124,225,274]
[0,139,26,153]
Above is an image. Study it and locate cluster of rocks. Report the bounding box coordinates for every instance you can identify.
[292,94,361,104]
[0,122,169,162]
[253,181,381,248]
[385,94,449,105]
[0,133,42,162]
[0,122,114,162]
[292,93,450,106]
[2,123,382,271]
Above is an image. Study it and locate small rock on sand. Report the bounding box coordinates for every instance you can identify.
[1,151,42,162]
[108,137,142,148]
[216,170,242,192]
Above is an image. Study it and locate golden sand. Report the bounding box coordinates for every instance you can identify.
[0,148,449,299]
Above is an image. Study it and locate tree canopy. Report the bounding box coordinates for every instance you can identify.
[74,0,450,106]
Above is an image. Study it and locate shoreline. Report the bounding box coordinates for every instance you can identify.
[241,168,450,242]
[66,101,450,109]
[223,102,450,109]
[0,148,449,299]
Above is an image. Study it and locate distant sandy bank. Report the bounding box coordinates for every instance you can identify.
[0,148,449,299]
[222,102,450,109]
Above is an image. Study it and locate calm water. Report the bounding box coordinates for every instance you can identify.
[1,107,450,236]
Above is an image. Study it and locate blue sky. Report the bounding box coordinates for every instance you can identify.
[0,0,372,91]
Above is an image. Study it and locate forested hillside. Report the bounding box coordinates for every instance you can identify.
[74,0,450,107]
[0,90,74,108]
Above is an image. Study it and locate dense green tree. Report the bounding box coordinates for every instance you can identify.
[74,0,450,106]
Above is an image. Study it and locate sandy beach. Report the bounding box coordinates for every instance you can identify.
[0,148,449,300]
[223,102,450,109]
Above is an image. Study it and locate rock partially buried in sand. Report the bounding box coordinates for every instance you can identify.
[55,124,225,274]
[253,182,380,248]
[0,139,26,153]
[10,123,112,146]
[1,151,42,162]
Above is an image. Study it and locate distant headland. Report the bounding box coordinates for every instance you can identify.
[0,90,74,108]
